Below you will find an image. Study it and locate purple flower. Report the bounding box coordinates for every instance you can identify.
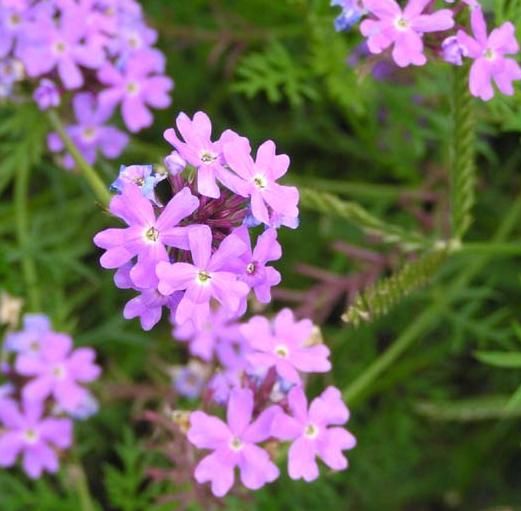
[223,139,299,227]
[240,309,331,384]
[441,35,468,66]
[48,93,128,167]
[164,150,186,176]
[5,313,51,354]
[20,14,105,89]
[164,111,246,198]
[98,48,173,132]
[457,7,521,100]
[0,57,24,97]
[93,184,199,288]
[226,226,282,303]
[111,164,160,203]
[33,78,60,110]
[0,5,28,58]
[331,0,365,32]
[0,398,73,479]
[360,0,454,67]
[15,332,101,413]
[272,386,356,481]
[173,306,242,361]
[187,388,280,496]
[172,360,208,399]
[124,288,182,331]
[156,225,250,328]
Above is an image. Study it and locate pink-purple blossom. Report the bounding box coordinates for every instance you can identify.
[0,398,73,479]
[156,225,250,328]
[20,14,105,89]
[360,0,454,67]
[98,48,173,132]
[240,308,331,384]
[226,226,282,303]
[93,183,199,288]
[457,7,521,100]
[5,313,51,354]
[187,388,280,496]
[48,92,128,169]
[272,386,356,481]
[164,111,246,199]
[15,332,101,413]
[222,139,299,227]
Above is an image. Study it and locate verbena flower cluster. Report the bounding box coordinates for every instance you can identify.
[93,111,355,496]
[0,0,173,167]
[332,0,521,101]
[0,314,101,478]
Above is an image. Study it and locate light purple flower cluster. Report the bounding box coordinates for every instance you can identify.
[94,110,298,333]
[0,313,101,478]
[94,111,354,496]
[0,0,173,167]
[338,0,521,100]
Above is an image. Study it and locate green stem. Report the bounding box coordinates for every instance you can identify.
[299,188,430,251]
[47,110,111,208]
[72,460,96,511]
[14,162,40,312]
[451,64,475,240]
[343,187,521,406]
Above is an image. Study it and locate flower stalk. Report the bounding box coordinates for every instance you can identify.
[47,110,111,208]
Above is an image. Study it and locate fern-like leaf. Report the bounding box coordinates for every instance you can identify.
[299,188,429,251]
[343,249,448,326]
[233,40,319,107]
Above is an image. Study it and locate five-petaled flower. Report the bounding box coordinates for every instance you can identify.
[187,387,280,497]
[457,7,521,100]
[272,386,356,481]
[240,308,331,384]
[360,0,454,67]
[93,183,199,288]
[156,225,250,328]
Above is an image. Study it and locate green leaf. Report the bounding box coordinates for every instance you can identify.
[233,40,319,107]
[416,395,521,421]
[474,350,521,368]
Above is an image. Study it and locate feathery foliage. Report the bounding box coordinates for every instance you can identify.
[299,188,429,251]
[342,249,448,326]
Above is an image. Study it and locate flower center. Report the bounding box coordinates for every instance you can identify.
[196,271,212,285]
[484,48,496,60]
[274,344,289,358]
[144,226,159,242]
[53,41,68,55]
[8,13,21,28]
[246,262,256,275]
[304,423,319,439]
[82,127,97,142]
[126,81,140,95]
[229,436,243,451]
[23,428,39,444]
[127,34,140,49]
[134,176,145,186]
[52,364,66,379]
[394,17,410,31]
[253,174,267,190]
[200,150,217,164]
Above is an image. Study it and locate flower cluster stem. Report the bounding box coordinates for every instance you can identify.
[47,110,111,208]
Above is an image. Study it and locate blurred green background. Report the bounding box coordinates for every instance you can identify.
[2,0,521,509]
